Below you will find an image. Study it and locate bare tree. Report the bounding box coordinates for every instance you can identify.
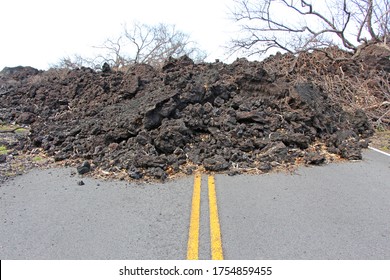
[229,0,390,58]
[54,22,207,70]
[101,22,207,68]
[52,54,98,70]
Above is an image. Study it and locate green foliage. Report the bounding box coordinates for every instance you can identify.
[32,156,43,162]
[0,145,9,155]
[0,124,27,133]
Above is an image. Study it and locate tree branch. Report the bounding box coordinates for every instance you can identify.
[229,0,390,57]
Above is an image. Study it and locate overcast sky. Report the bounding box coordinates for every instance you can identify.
[0,0,238,70]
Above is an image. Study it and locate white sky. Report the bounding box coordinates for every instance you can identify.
[0,0,238,70]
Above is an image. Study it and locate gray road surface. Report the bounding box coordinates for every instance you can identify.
[0,171,193,259]
[0,149,389,259]
[217,149,390,259]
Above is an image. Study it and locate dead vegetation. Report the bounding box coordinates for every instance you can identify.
[262,45,390,130]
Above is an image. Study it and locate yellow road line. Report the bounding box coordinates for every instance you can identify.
[187,172,201,260]
[208,175,224,260]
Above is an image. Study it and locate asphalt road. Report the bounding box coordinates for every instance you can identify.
[0,149,389,259]
[217,148,390,259]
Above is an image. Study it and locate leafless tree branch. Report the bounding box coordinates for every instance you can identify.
[53,22,207,70]
[229,0,390,59]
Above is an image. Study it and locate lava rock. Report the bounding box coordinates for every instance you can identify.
[282,133,310,149]
[261,142,288,159]
[258,161,272,172]
[339,142,362,160]
[305,152,326,165]
[135,155,167,169]
[144,108,162,130]
[236,110,266,123]
[17,112,36,124]
[54,153,68,162]
[203,155,230,171]
[77,161,91,175]
[154,120,190,154]
[227,169,241,176]
[128,166,143,179]
[102,62,111,73]
[148,167,168,180]
[0,53,376,181]
[0,154,6,163]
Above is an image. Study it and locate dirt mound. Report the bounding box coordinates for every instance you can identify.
[0,55,374,180]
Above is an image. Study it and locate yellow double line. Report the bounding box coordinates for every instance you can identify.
[187,173,224,260]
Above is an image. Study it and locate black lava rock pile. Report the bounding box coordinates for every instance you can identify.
[0,55,373,180]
